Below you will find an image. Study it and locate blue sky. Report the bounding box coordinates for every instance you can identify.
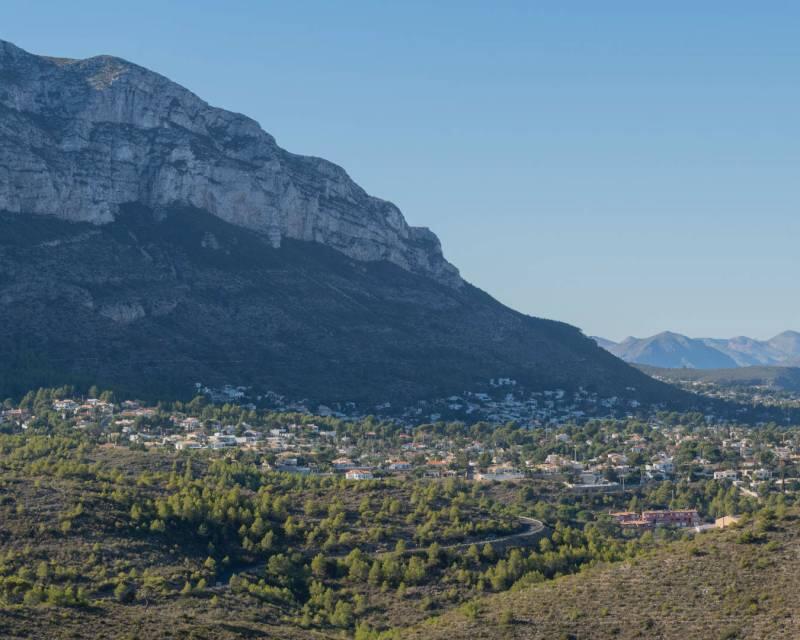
[3,2,798,340]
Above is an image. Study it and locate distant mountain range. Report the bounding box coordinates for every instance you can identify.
[594,331,800,369]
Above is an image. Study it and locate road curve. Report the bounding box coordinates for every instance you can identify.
[437,516,545,552]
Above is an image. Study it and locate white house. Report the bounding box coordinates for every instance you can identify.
[346,469,374,480]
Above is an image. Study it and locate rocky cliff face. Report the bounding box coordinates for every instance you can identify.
[0,40,460,286]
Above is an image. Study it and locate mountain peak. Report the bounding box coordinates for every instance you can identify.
[654,331,686,340]
[0,39,461,287]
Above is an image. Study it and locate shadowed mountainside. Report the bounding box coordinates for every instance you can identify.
[0,207,679,406]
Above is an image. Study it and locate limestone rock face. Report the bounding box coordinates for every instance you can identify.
[0,40,460,286]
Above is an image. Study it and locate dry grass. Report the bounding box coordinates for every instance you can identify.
[401,516,800,640]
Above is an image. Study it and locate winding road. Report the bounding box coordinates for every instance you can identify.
[435,516,545,553]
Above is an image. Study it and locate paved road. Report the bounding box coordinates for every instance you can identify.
[436,516,545,552]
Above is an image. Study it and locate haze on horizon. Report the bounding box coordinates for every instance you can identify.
[3,1,797,342]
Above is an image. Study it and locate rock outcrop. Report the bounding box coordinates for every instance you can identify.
[0,40,460,286]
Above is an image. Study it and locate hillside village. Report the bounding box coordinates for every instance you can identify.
[4,385,799,512]
[196,379,643,425]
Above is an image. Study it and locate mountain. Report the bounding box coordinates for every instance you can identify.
[0,39,679,407]
[599,332,739,369]
[767,331,800,365]
[701,335,787,367]
[595,331,800,369]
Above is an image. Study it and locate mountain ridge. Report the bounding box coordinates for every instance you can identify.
[0,38,460,287]
[597,331,800,369]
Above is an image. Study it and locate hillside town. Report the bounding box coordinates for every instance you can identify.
[195,379,644,425]
[4,385,799,510]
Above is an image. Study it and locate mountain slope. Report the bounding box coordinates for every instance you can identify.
[768,331,800,365]
[0,207,676,405]
[0,40,679,406]
[590,336,618,351]
[401,514,800,640]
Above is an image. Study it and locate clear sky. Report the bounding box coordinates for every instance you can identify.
[2,1,798,341]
